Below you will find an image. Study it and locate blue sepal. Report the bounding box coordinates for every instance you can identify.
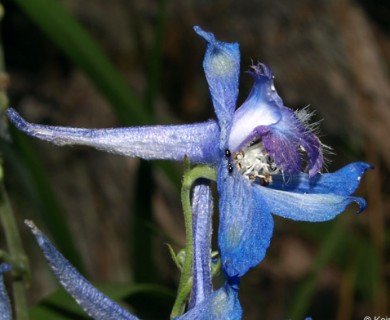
[217,165,273,278]
[6,108,220,164]
[177,283,242,320]
[25,220,139,320]
[269,162,372,196]
[194,26,240,149]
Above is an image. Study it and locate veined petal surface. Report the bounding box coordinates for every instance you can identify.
[260,186,366,222]
[7,108,219,164]
[258,107,323,175]
[26,220,139,320]
[217,166,273,278]
[269,162,372,196]
[189,181,213,309]
[178,283,241,320]
[194,26,240,148]
[229,64,282,152]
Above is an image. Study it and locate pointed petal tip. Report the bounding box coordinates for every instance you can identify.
[193,26,216,44]
[358,161,374,172]
[6,108,28,131]
[25,219,46,247]
[248,62,273,80]
[354,197,367,214]
[24,219,38,234]
[346,161,373,185]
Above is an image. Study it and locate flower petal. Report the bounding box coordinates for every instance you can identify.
[25,220,139,320]
[258,107,323,175]
[269,162,372,196]
[0,263,12,320]
[217,165,274,277]
[178,283,242,320]
[260,186,367,222]
[189,181,213,309]
[7,108,219,164]
[229,64,282,152]
[194,26,240,149]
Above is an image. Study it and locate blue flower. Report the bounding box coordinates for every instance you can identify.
[25,220,139,320]
[25,220,241,320]
[6,26,371,280]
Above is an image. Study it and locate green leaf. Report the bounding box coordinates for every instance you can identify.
[287,220,344,319]
[29,283,175,320]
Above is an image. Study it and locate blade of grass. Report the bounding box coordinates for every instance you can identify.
[132,160,155,283]
[287,220,344,319]
[132,0,168,284]
[29,282,174,320]
[13,0,149,126]
[9,128,85,273]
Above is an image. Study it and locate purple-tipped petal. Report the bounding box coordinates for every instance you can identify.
[260,186,367,222]
[194,26,240,149]
[189,181,214,309]
[178,283,242,320]
[249,63,284,107]
[217,165,273,278]
[259,107,323,175]
[0,263,12,320]
[25,220,139,320]
[229,64,282,152]
[269,162,372,196]
[7,108,219,164]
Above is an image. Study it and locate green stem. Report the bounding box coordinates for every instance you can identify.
[0,4,30,319]
[0,175,30,320]
[170,160,216,318]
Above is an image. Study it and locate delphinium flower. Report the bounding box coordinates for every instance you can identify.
[6,26,370,318]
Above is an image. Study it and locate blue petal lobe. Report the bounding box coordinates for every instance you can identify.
[259,107,323,175]
[0,263,12,320]
[229,65,282,152]
[25,220,139,320]
[189,181,213,309]
[217,164,274,277]
[178,283,242,320]
[269,162,372,196]
[194,26,240,149]
[7,108,219,164]
[260,186,367,222]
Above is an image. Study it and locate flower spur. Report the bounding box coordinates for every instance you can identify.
[6,26,371,281]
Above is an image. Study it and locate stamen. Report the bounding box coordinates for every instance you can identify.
[233,140,280,185]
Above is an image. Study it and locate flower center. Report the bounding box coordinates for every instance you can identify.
[233,140,280,186]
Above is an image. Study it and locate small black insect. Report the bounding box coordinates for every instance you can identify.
[227,161,234,174]
[225,148,231,158]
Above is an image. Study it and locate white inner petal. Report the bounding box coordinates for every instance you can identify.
[229,100,280,152]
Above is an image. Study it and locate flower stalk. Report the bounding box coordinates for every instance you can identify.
[170,159,216,318]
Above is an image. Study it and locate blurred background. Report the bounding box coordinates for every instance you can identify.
[0,0,388,319]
